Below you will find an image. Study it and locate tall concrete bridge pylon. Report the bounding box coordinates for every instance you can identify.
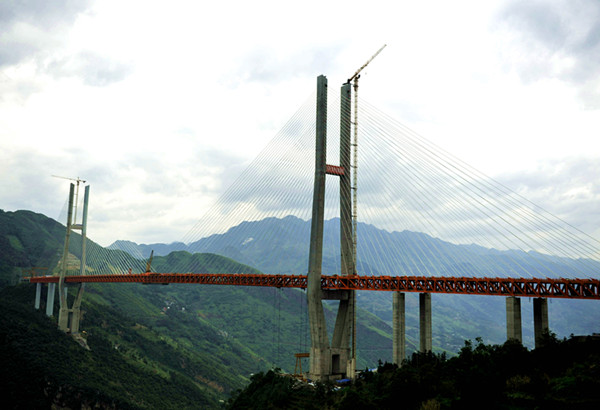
[35,182,90,333]
[307,75,356,381]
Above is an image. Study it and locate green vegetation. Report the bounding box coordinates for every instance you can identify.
[0,209,396,407]
[89,280,395,372]
[2,208,600,408]
[0,209,148,285]
[0,285,228,409]
[0,210,64,287]
[229,335,600,409]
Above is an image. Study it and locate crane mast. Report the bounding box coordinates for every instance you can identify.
[346,44,386,364]
[347,44,386,274]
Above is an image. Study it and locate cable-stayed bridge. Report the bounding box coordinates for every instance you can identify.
[29,75,600,381]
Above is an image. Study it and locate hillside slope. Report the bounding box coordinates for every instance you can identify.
[0,209,401,407]
[0,209,66,287]
[111,215,600,349]
[0,284,239,409]
[0,209,148,284]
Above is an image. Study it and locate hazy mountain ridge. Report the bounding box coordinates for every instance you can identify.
[110,215,600,350]
[110,215,600,279]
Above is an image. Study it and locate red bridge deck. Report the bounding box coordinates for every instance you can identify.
[28,273,600,299]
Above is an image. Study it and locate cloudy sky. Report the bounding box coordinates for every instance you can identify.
[1,0,599,247]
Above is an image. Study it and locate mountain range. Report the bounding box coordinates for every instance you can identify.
[2,209,599,406]
[110,215,600,350]
[110,215,600,279]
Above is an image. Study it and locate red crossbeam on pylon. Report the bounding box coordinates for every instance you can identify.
[325,164,345,176]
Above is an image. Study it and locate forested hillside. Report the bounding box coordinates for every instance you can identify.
[0,209,148,284]
[0,284,241,408]
[0,209,66,287]
[0,209,399,407]
[229,336,600,409]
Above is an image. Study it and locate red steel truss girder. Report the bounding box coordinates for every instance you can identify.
[28,273,600,299]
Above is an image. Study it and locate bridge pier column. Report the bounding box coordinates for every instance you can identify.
[35,282,41,310]
[58,285,70,331]
[533,297,549,348]
[506,296,522,342]
[393,292,405,364]
[419,293,432,353]
[58,285,68,309]
[70,307,82,333]
[46,282,56,316]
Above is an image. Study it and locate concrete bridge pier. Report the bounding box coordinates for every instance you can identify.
[533,297,549,348]
[35,282,41,310]
[419,293,432,352]
[506,296,550,347]
[393,292,406,364]
[46,282,56,316]
[506,296,522,342]
[58,285,70,330]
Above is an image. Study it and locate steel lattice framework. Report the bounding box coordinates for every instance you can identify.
[28,273,600,300]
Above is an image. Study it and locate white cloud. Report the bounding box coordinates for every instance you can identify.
[1,0,599,249]
[0,0,93,67]
[496,0,600,108]
[45,51,133,86]
[497,156,600,239]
